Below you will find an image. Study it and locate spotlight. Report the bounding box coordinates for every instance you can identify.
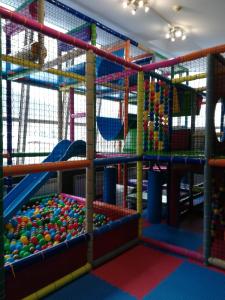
[166,26,187,42]
[165,32,170,39]
[174,29,182,38]
[121,0,150,14]
[139,0,144,7]
[122,1,128,8]
[144,5,150,13]
[131,6,137,15]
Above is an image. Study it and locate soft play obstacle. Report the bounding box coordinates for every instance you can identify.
[123,128,137,153]
[103,167,117,204]
[4,139,86,223]
[97,114,137,141]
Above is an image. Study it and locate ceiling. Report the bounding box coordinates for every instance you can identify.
[63,0,225,59]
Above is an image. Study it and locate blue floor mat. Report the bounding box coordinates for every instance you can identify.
[144,261,225,300]
[143,223,202,251]
[44,273,136,300]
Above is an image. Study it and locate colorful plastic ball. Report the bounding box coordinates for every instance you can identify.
[37,234,43,241]
[22,251,30,258]
[20,236,29,245]
[60,227,66,233]
[54,234,61,242]
[30,236,39,245]
[44,234,51,242]
[35,245,41,251]
[39,238,46,246]
[66,233,72,240]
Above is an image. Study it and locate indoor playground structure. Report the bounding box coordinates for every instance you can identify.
[0,0,225,299]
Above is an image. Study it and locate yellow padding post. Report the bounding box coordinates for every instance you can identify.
[208,257,225,270]
[172,72,206,83]
[23,263,92,300]
[2,55,85,82]
[172,86,180,114]
[137,71,144,238]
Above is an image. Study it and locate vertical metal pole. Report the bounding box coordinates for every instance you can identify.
[16,30,32,165]
[123,40,130,208]
[0,17,5,300]
[57,47,63,193]
[37,0,45,66]
[6,34,12,192]
[167,81,173,224]
[137,71,144,237]
[69,87,74,141]
[91,23,97,46]
[204,54,215,263]
[90,23,96,201]
[220,100,225,142]
[86,50,95,263]
[21,87,30,161]
[188,86,196,208]
[185,70,189,128]
[57,47,63,141]
[58,91,63,140]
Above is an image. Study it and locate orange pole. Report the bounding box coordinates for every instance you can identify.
[129,53,153,62]
[3,160,91,176]
[93,200,136,216]
[180,44,225,63]
[208,159,225,167]
[117,42,128,185]
[104,41,127,54]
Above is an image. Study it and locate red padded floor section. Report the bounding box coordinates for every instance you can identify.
[93,245,182,299]
[142,218,150,228]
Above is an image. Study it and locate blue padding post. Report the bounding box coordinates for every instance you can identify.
[147,170,163,224]
[103,167,117,204]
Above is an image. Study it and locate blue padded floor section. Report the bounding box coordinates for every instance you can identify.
[44,273,136,300]
[143,223,202,251]
[144,261,225,300]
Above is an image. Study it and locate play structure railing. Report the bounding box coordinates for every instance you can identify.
[3,159,91,176]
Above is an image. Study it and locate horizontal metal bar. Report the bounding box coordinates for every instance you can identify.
[94,155,142,166]
[143,155,205,165]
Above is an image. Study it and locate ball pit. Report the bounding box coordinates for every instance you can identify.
[4,194,110,265]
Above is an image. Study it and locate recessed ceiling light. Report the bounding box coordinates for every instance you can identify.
[139,0,144,7]
[131,8,136,15]
[122,1,128,8]
[165,32,170,39]
[144,5,150,12]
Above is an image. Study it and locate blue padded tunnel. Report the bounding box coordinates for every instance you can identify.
[97,114,137,141]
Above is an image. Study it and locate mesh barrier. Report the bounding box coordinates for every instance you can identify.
[1,4,140,294]
[2,19,91,273]
[143,58,207,157]
[209,54,225,263]
[95,55,137,154]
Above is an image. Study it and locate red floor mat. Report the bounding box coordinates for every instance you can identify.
[93,245,182,299]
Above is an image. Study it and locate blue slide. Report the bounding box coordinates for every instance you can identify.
[4,139,86,223]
